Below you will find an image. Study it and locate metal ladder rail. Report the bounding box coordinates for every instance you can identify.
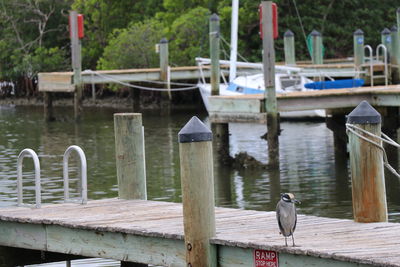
[376,44,388,86]
[17,149,41,208]
[63,145,87,204]
[364,45,374,87]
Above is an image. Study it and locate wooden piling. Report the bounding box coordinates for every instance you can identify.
[284,30,296,65]
[114,113,147,200]
[353,29,364,75]
[43,92,54,122]
[212,123,230,165]
[210,13,220,96]
[178,116,216,267]
[391,26,400,83]
[311,30,323,65]
[347,101,388,223]
[262,1,280,167]
[70,11,83,122]
[159,38,171,101]
[381,28,391,54]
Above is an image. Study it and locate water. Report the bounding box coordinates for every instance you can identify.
[1,105,400,266]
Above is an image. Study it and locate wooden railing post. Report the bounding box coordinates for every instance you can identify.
[114,113,147,200]
[353,29,364,75]
[347,101,388,223]
[284,30,296,65]
[311,30,323,65]
[178,116,216,267]
[262,1,280,167]
[210,13,220,96]
[69,11,83,122]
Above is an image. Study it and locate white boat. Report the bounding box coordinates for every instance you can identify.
[196,0,326,119]
[196,58,326,119]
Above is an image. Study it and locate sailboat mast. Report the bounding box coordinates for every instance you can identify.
[229,0,239,82]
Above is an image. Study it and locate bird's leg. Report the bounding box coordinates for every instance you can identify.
[292,234,295,247]
[285,237,287,246]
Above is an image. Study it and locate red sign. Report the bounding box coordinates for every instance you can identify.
[259,3,278,40]
[254,249,279,267]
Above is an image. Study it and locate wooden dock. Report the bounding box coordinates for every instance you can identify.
[0,198,399,266]
[208,85,400,123]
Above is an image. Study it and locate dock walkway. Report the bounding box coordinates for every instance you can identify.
[0,198,399,266]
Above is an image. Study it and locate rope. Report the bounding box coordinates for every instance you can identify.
[83,70,199,92]
[291,0,311,58]
[346,123,400,179]
[220,35,249,63]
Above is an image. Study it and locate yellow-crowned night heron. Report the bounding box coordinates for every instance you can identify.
[276,193,300,246]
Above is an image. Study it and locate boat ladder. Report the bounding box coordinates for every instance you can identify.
[16,145,88,208]
[363,44,388,87]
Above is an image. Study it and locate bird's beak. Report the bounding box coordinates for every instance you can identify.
[293,199,301,204]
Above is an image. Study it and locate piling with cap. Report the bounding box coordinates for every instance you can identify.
[310,30,323,65]
[178,116,216,266]
[391,26,400,82]
[210,14,220,96]
[284,30,296,65]
[381,28,392,54]
[347,101,388,223]
[114,113,147,200]
[353,29,364,73]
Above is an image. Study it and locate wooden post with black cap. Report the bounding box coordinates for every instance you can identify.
[347,101,388,223]
[178,116,216,267]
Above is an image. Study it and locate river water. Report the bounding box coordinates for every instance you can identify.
[1,105,400,266]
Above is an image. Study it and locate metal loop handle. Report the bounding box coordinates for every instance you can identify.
[17,149,41,208]
[376,44,388,86]
[63,145,87,204]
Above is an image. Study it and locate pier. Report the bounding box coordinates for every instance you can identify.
[0,199,399,266]
[0,110,399,267]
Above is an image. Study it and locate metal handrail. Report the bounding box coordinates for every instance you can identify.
[364,45,374,87]
[376,44,388,86]
[63,145,87,204]
[17,149,41,208]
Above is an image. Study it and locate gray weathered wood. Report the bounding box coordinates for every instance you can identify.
[353,29,364,74]
[70,11,83,122]
[261,1,279,167]
[347,102,388,222]
[284,30,296,65]
[179,118,216,267]
[210,14,220,96]
[114,113,147,200]
[159,38,171,101]
[311,30,323,65]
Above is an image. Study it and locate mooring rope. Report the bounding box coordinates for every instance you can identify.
[345,123,400,179]
[83,70,199,92]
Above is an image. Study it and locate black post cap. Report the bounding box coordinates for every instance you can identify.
[210,13,219,21]
[353,29,364,36]
[160,38,168,44]
[178,116,212,143]
[381,28,391,35]
[284,30,294,37]
[347,101,381,124]
[391,25,398,32]
[397,7,400,13]
[310,30,321,37]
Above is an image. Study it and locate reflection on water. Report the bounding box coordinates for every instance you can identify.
[1,105,400,266]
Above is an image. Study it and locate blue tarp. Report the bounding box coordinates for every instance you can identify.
[304,79,364,90]
[226,82,264,94]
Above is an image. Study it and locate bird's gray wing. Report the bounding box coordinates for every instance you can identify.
[293,206,297,232]
[276,202,284,234]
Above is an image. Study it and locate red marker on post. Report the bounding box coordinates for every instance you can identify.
[259,2,278,39]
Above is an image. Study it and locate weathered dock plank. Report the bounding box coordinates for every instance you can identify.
[0,199,399,266]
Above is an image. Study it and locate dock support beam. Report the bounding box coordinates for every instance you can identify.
[44,92,54,122]
[284,30,296,65]
[262,1,280,167]
[70,11,83,122]
[353,29,364,77]
[347,101,388,223]
[159,38,171,104]
[311,30,323,65]
[114,113,148,267]
[210,14,220,96]
[391,26,400,83]
[178,117,216,267]
[114,113,147,200]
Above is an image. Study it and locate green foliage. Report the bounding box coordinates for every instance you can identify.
[168,7,211,66]
[97,19,165,70]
